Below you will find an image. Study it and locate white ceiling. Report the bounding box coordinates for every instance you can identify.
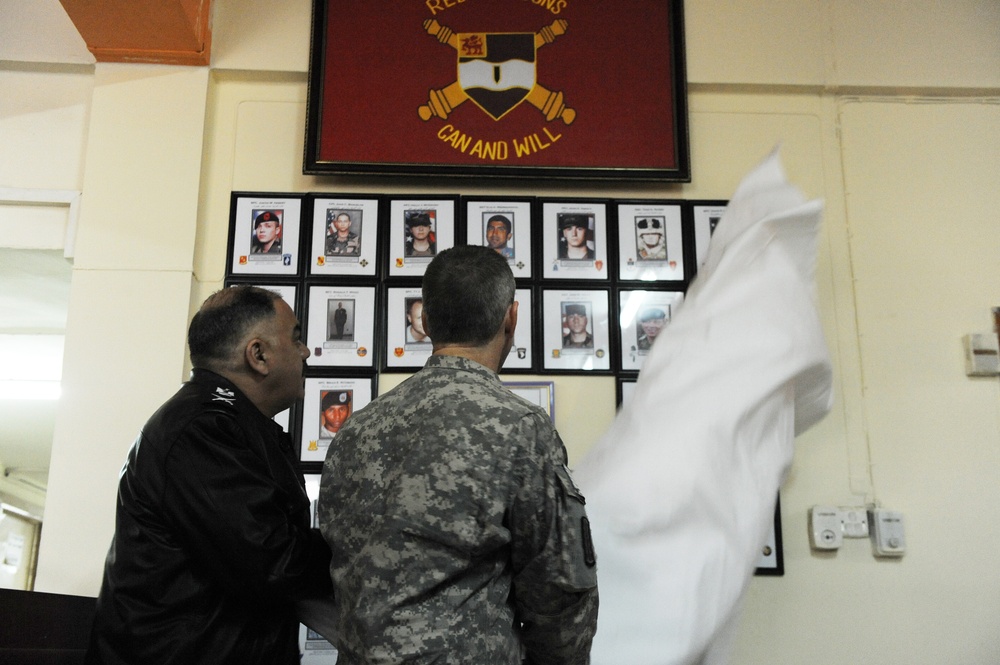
[0,0,94,65]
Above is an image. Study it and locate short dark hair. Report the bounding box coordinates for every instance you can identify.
[422,245,515,346]
[487,214,512,234]
[188,286,281,368]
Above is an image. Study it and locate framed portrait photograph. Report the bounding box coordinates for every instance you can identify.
[384,286,433,370]
[304,0,689,181]
[305,285,377,368]
[617,201,686,282]
[299,376,375,464]
[309,195,380,277]
[503,381,555,423]
[617,377,637,408]
[463,198,534,279]
[500,288,535,372]
[618,290,685,372]
[691,201,727,273]
[228,193,303,277]
[756,498,785,576]
[387,197,457,277]
[541,288,611,372]
[540,200,609,280]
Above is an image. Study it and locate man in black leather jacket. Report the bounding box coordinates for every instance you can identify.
[86,286,332,665]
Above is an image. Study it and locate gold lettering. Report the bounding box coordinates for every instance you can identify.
[543,126,562,143]
[469,139,509,161]
[427,0,465,15]
[525,0,567,15]
[437,124,471,153]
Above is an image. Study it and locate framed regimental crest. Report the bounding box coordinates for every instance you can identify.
[228,193,303,277]
[541,288,611,372]
[540,200,609,281]
[304,0,690,181]
[387,197,457,278]
[304,285,378,369]
[299,377,375,464]
[617,201,686,283]
[384,286,434,370]
[690,200,728,274]
[463,197,534,279]
[309,195,380,277]
[618,289,684,373]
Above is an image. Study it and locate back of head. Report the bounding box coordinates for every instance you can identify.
[422,245,515,346]
[188,286,280,371]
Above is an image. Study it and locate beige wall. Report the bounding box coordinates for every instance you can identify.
[4,1,998,662]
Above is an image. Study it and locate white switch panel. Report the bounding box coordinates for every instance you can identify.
[809,505,842,550]
[869,509,906,557]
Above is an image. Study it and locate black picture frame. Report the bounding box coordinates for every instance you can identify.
[227,192,305,277]
[755,496,785,576]
[386,196,458,278]
[299,376,377,466]
[616,289,685,373]
[499,287,536,373]
[689,200,728,276]
[539,199,611,281]
[307,194,382,278]
[304,285,379,369]
[304,0,690,181]
[540,287,612,373]
[383,285,434,371]
[616,200,687,283]
[462,196,535,279]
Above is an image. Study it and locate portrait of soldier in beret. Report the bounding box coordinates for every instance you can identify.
[319,389,353,438]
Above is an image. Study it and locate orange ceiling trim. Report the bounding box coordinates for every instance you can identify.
[59,0,213,66]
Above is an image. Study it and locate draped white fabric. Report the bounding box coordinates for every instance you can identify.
[576,151,834,665]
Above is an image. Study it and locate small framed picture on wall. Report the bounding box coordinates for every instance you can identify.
[541,288,611,372]
[463,198,534,279]
[617,290,684,372]
[691,201,728,273]
[304,285,378,369]
[617,377,637,408]
[540,200,609,281]
[500,288,535,372]
[299,376,375,464]
[308,195,380,277]
[227,193,304,277]
[384,285,433,370]
[387,196,457,278]
[616,201,685,282]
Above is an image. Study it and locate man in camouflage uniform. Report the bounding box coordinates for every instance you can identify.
[318,245,598,664]
[325,211,361,256]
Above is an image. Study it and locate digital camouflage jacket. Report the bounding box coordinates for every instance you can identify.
[319,354,598,664]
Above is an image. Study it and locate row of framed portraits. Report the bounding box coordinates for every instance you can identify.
[226,279,686,375]
[227,191,727,284]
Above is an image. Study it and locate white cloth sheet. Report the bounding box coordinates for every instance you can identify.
[575,150,834,665]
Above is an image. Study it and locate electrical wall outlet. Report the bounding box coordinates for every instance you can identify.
[869,509,906,557]
[809,505,842,550]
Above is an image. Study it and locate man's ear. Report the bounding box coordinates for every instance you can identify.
[245,338,270,377]
[505,300,519,337]
[421,309,431,338]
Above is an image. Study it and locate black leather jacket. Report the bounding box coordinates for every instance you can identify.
[86,369,332,665]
